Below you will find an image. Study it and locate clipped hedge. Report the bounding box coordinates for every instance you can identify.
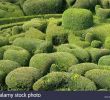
[0,2,24,18]
[98,55,110,66]
[3,49,30,66]
[5,67,42,90]
[62,8,93,30]
[33,72,69,91]
[85,69,110,89]
[23,0,65,15]
[68,63,98,75]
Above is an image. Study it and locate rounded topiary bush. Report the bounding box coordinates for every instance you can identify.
[13,37,44,54]
[0,60,20,83]
[98,55,110,66]
[104,37,110,49]
[25,28,45,40]
[3,49,30,66]
[91,40,102,48]
[46,19,68,45]
[87,48,110,63]
[85,69,110,89]
[34,41,53,54]
[0,36,9,47]
[0,2,23,18]
[68,63,98,75]
[12,26,23,35]
[51,52,78,72]
[22,18,47,32]
[29,53,54,76]
[33,72,70,91]
[23,0,65,15]
[62,8,93,30]
[69,74,97,91]
[95,5,110,19]
[5,67,42,90]
[56,44,90,62]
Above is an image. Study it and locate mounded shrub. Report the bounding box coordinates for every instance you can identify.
[12,26,23,35]
[68,33,90,48]
[62,8,93,30]
[22,18,47,32]
[0,2,24,18]
[91,40,102,48]
[29,53,54,76]
[73,0,99,10]
[3,49,30,66]
[86,48,110,63]
[5,67,42,90]
[51,52,78,72]
[0,60,20,83]
[69,74,97,91]
[68,63,98,75]
[34,41,53,54]
[85,69,110,89]
[23,0,65,15]
[0,36,9,47]
[25,28,45,40]
[33,72,70,91]
[104,37,110,49]
[99,0,110,8]
[13,37,44,54]
[46,19,68,45]
[95,5,110,19]
[56,44,90,62]
[98,55,110,66]
[85,24,110,43]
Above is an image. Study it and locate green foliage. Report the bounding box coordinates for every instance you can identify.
[85,24,110,43]
[29,53,54,76]
[22,18,47,32]
[25,28,45,40]
[68,33,90,48]
[34,41,53,54]
[104,37,110,49]
[3,49,30,66]
[0,36,9,47]
[99,0,110,8]
[33,72,69,91]
[5,67,42,90]
[85,69,110,89]
[46,19,68,45]
[68,63,98,75]
[0,2,24,18]
[73,0,99,10]
[86,48,110,63]
[95,5,110,19]
[69,74,97,91]
[98,55,110,66]
[91,40,102,48]
[23,0,65,15]
[12,26,23,35]
[62,8,93,30]
[13,37,44,54]
[56,44,90,62]
[51,52,78,72]
[0,60,20,83]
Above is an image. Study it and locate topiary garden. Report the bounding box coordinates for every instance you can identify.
[1,0,110,91]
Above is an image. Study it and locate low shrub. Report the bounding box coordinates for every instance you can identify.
[85,69,110,89]
[5,67,42,90]
[3,49,30,66]
[62,8,93,30]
